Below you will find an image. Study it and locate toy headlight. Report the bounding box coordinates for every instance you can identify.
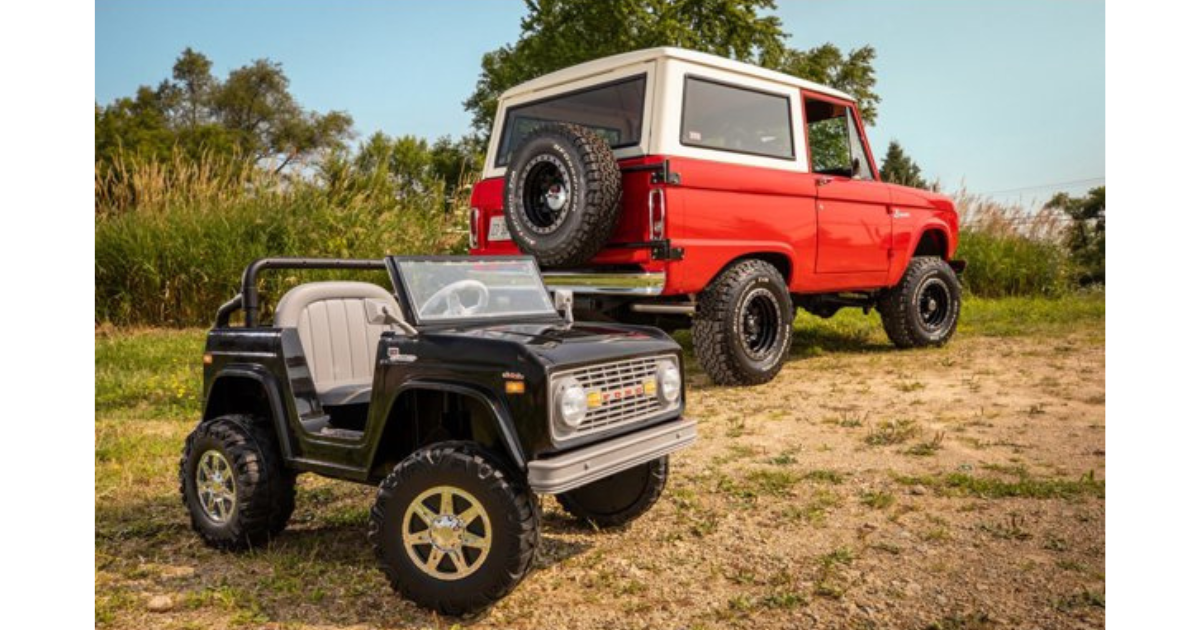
[657,360,682,405]
[556,377,588,428]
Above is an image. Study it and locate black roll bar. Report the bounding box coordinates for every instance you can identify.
[215,257,388,328]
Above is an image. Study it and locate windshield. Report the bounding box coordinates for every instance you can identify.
[395,258,557,323]
[495,74,647,167]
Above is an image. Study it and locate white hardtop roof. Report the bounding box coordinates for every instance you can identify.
[499,47,854,102]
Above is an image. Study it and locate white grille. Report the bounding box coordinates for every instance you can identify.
[553,356,676,439]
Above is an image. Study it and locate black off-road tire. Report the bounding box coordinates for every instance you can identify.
[556,457,669,528]
[368,442,539,616]
[503,123,622,268]
[694,260,794,386]
[878,256,962,349]
[179,415,296,550]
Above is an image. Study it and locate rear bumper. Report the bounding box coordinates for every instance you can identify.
[526,417,697,494]
[542,270,665,296]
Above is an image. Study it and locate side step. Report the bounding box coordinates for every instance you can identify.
[317,426,364,440]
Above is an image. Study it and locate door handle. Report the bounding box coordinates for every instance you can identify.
[816,176,833,186]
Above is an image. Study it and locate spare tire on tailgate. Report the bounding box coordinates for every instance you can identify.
[503,123,622,268]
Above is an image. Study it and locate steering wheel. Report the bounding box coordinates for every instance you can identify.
[419,279,490,318]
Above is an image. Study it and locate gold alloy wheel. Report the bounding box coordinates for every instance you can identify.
[402,485,492,580]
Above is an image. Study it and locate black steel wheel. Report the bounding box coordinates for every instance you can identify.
[740,289,783,359]
[556,457,669,528]
[520,157,573,234]
[879,256,962,348]
[503,123,622,268]
[916,277,952,332]
[369,442,539,616]
[694,259,794,386]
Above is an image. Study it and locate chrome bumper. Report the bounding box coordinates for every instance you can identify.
[541,270,665,296]
[526,418,697,494]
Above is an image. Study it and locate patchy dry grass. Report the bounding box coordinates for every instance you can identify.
[96,295,1104,629]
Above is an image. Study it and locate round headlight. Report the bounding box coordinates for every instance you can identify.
[557,377,588,428]
[657,360,682,405]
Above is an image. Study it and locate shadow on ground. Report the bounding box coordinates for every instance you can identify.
[97,484,596,627]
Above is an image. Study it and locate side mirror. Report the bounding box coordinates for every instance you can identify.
[553,290,574,326]
[365,299,417,334]
[851,157,863,179]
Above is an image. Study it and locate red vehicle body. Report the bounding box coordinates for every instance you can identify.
[469,48,963,385]
[470,152,959,298]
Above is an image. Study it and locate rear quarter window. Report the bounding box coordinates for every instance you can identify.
[680,76,795,160]
[495,75,647,167]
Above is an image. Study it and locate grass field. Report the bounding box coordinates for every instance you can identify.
[96,294,1105,629]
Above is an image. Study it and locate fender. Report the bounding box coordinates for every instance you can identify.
[673,242,797,294]
[203,365,296,461]
[889,218,953,286]
[371,380,528,470]
[908,219,953,258]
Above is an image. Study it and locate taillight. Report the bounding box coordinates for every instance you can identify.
[648,189,665,240]
[468,207,480,249]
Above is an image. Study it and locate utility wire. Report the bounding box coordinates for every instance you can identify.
[977,177,1105,197]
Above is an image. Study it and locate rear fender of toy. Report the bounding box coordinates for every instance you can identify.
[201,330,305,461]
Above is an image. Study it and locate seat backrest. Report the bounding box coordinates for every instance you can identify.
[274,281,402,395]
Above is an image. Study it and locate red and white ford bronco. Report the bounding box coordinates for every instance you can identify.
[469,47,964,385]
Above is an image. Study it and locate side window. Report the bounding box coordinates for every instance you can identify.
[846,115,873,181]
[804,97,874,180]
[680,77,794,159]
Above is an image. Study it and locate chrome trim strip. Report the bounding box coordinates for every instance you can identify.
[541,271,665,296]
[630,303,695,315]
[527,418,697,494]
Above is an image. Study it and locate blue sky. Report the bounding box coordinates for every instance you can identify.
[96,0,1104,204]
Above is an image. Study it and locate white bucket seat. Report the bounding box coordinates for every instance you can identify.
[274,281,402,406]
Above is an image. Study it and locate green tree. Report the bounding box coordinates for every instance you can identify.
[464,0,880,135]
[161,47,217,129]
[94,88,177,163]
[210,58,353,172]
[878,140,929,189]
[1045,186,1105,284]
[96,49,353,173]
[323,132,482,208]
[775,43,879,124]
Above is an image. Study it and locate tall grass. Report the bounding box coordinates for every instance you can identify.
[96,149,1085,326]
[95,151,470,326]
[954,192,1076,297]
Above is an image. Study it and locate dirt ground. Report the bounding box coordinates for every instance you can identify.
[96,324,1105,630]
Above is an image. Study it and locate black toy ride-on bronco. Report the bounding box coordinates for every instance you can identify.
[179,256,696,615]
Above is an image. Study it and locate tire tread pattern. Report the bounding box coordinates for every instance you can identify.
[878,256,961,349]
[693,260,792,386]
[555,457,668,528]
[367,441,539,616]
[504,123,622,268]
[179,415,295,550]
